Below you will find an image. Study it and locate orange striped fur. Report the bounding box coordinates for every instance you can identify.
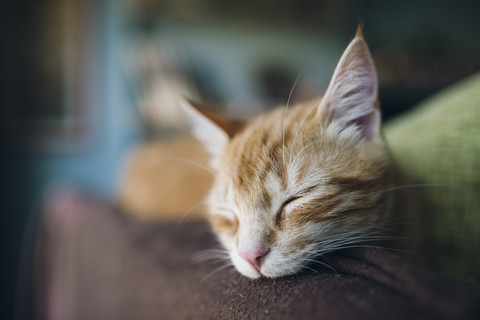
[185,31,393,279]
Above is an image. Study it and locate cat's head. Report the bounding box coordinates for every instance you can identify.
[185,31,392,279]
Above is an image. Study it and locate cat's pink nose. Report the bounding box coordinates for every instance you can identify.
[239,248,269,271]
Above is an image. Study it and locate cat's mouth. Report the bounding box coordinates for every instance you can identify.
[232,251,267,279]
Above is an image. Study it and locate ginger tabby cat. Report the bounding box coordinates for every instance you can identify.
[184,30,393,278]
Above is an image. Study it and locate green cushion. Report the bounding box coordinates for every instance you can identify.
[385,72,480,283]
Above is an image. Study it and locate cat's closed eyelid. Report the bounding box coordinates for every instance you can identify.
[275,196,301,226]
[298,185,318,195]
[275,185,319,223]
[288,185,318,200]
[212,205,237,220]
[209,213,239,234]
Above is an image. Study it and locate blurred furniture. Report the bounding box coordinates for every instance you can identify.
[385,72,480,283]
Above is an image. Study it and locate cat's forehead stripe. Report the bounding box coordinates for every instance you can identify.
[228,122,284,188]
[230,107,307,170]
[218,104,322,217]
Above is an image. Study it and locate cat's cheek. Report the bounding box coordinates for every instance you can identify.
[231,254,262,279]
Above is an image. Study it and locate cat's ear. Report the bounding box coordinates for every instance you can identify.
[319,29,380,140]
[182,98,244,165]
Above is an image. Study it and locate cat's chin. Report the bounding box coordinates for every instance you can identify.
[261,264,303,279]
[238,267,301,279]
[232,255,262,279]
[239,269,262,279]
[235,265,262,279]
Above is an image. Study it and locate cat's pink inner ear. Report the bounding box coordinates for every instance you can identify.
[182,98,244,160]
[354,107,380,140]
[319,35,380,139]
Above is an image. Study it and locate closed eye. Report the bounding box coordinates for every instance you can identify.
[274,186,318,226]
[275,196,301,226]
[299,185,317,195]
[213,205,237,221]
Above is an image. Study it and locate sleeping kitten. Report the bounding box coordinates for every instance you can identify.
[184,30,392,279]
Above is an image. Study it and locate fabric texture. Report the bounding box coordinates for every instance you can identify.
[31,190,480,320]
[384,72,480,283]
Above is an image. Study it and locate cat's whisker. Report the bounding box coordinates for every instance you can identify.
[304,249,331,262]
[201,259,233,268]
[288,100,320,162]
[148,156,215,177]
[311,227,399,255]
[329,225,395,238]
[228,268,240,275]
[373,183,449,196]
[192,248,230,263]
[282,72,303,168]
[317,244,408,256]
[300,265,319,274]
[192,258,233,271]
[201,262,234,282]
[177,200,207,225]
[299,258,337,273]
[192,248,229,255]
[193,253,231,261]
[318,233,396,248]
[197,248,229,253]
[315,233,399,254]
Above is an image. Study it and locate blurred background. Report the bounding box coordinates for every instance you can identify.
[2,0,480,318]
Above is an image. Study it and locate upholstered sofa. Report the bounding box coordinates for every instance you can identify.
[27,73,480,319]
